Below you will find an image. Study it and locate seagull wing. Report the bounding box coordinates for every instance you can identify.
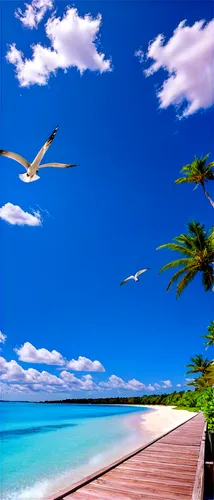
[39,163,79,169]
[136,268,150,278]
[120,276,135,286]
[0,150,30,170]
[33,125,59,166]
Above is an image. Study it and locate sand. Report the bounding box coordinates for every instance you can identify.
[140,405,198,440]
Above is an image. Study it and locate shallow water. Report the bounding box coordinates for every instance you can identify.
[0,402,149,499]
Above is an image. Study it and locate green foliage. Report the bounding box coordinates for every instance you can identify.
[175,154,214,207]
[157,221,214,298]
[174,406,197,412]
[196,387,214,431]
[42,390,202,409]
[186,354,212,376]
[202,320,214,349]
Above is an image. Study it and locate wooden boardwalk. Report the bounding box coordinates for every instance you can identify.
[49,413,206,500]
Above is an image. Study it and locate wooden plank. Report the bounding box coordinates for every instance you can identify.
[119,461,197,474]
[86,481,193,499]
[94,476,193,494]
[108,468,196,484]
[192,422,207,500]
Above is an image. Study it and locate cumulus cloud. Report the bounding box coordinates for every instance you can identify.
[6,7,112,87]
[136,19,214,118]
[0,332,7,344]
[15,342,65,365]
[0,356,64,385]
[161,380,172,388]
[0,203,41,226]
[99,374,155,392]
[60,371,99,391]
[67,356,105,372]
[15,0,53,29]
[0,381,32,394]
[0,356,100,393]
[147,384,155,391]
[0,353,174,396]
[176,383,182,388]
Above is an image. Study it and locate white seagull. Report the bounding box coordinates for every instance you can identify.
[120,268,150,286]
[0,125,79,183]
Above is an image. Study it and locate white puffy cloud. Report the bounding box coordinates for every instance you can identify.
[147,384,155,391]
[0,356,100,393]
[161,380,172,388]
[67,356,105,372]
[6,7,112,87]
[0,332,7,344]
[15,0,53,29]
[154,383,161,389]
[0,203,41,226]
[60,371,99,391]
[15,342,65,365]
[176,383,182,388]
[0,356,64,386]
[136,19,214,118]
[0,381,32,394]
[99,375,153,392]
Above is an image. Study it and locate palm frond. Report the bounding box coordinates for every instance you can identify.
[157,243,193,256]
[176,268,198,298]
[202,266,214,292]
[175,177,193,185]
[166,267,190,292]
[159,259,194,274]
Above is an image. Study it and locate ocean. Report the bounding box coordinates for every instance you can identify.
[0,402,149,500]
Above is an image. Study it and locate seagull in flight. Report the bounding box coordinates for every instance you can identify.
[0,125,79,183]
[120,268,150,286]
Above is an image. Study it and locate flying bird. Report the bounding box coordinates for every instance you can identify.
[0,125,79,183]
[120,268,150,286]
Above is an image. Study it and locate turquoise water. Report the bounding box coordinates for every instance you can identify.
[0,402,149,499]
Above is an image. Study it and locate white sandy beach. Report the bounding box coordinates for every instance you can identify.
[140,405,198,441]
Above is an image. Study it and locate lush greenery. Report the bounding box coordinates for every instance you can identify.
[197,387,214,431]
[202,320,214,349]
[42,389,204,409]
[157,221,214,298]
[186,354,212,377]
[175,154,214,208]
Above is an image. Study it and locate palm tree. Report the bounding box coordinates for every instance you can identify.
[186,375,212,390]
[186,354,211,377]
[202,321,214,349]
[157,221,214,298]
[175,154,214,208]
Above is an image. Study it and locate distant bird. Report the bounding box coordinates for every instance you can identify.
[0,125,79,183]
[120,268,150,286]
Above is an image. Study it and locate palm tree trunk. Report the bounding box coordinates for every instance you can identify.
[201,183,214,208]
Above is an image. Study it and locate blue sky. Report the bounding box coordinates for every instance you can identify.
[0,0,213,400]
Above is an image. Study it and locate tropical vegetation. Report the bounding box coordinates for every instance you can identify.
[202,320,214,349]
[175,154,214,208]
[157,221,214,298]
[186,354,212,377]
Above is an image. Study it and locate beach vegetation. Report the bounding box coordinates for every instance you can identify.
[157,221,214,298]
[175,154,214,208]
[202,320,214,349]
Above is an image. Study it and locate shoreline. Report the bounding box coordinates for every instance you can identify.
[43,405,198,499]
